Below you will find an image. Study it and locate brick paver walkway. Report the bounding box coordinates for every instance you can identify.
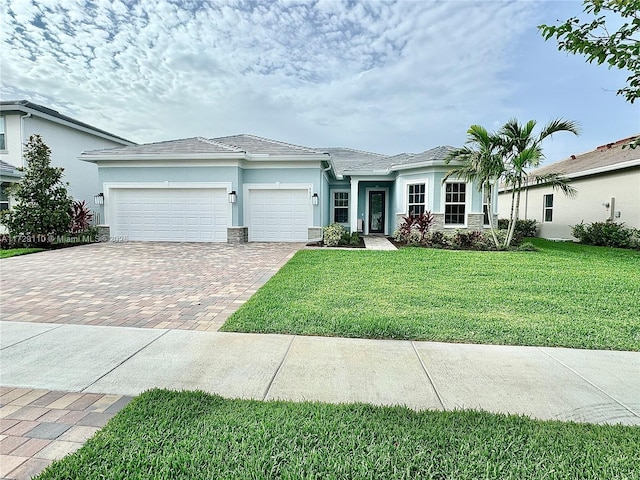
[1,242,301,332]
[0,387,132,479]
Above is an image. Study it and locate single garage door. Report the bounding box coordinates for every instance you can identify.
[111,188,228,242]
[248,189,309,242]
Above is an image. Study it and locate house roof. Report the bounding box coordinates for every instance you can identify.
[82,133,457,175]
[0,159,23,179]
[82,134,329,161]
[0,100,135,146]
[529,135,640,181]
[83,137,244,156]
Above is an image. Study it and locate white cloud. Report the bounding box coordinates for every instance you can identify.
[1,0,637,158]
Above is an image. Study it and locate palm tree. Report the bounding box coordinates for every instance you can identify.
[499,118,580,247]
[444,125,505,249]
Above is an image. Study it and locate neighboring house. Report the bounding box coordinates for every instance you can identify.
[80,134,497,243]
[0,160,23,234]
[0,100,135,220]
[497,136,640,239]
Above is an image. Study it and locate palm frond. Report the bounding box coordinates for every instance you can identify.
[535,173,578,198]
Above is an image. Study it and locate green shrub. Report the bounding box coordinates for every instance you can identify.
[571,221,637,249]
[348,232,361,246]
[323,223,346,247]
[451,230,487,250]
[517,242,539,252]
[498,218,538,238]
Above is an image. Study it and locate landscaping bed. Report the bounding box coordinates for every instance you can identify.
[222,239,640,351]
[36,389,640,480]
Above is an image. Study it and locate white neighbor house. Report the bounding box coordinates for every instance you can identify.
[498,136,640,240]
[0,100,135,223]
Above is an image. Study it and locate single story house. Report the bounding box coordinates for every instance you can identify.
[81,134,497,243]
[0,100,135,219]
[497,135,640,239]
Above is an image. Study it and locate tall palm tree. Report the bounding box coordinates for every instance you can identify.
[444,125,504,248]
[499,118,580,247]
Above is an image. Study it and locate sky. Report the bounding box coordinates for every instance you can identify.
[1,0,638,164]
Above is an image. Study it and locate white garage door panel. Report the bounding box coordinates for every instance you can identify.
[248,189,309,242]
[111,188,228,242]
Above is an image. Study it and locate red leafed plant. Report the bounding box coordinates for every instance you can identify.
[69,200,93,234]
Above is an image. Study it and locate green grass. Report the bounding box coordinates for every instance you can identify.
[36,389,640,480]
[0,247,44,258]
[222,239,640,351]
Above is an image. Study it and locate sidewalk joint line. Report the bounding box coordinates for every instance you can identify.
[0,321,66,350]
[263,335,296,401]
[411,341,445,410]
[81,329,171,393]
[538,347,640,419]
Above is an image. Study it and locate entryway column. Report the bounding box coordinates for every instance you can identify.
[350,178,359,233]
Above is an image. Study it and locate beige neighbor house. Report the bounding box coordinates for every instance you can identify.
[498,135,640,240]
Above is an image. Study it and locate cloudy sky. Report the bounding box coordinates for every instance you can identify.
[1,0,638,163]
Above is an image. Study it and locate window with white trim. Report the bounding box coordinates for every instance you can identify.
[445,182,466,225]
[332,191,349,223]
[0,117,6,150]
[407,183,426,217]
[0,183,10,211]
[543,194,553,222]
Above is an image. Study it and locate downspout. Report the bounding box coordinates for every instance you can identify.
[19,113,32,168]
[320,162,332,227]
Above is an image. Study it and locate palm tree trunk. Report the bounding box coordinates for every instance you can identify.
[507,187,521,247]
[505,186,517,248]
[486,184,499,249]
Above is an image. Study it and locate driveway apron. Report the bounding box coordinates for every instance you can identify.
[0,242,302,332]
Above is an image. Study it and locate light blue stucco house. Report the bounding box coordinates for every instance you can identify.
[81,134,496,243]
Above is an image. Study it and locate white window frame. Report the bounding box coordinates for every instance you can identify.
[0,116,6,151]
[0,182,10,211]
[443,181,469,227]
[543,194,553,222]
[406,181,427,218]
[330,189,349,226]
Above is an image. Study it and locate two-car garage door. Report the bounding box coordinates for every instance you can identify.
[110,188,228,242]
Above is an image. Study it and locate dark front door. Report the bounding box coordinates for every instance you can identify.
[368,190,385,234]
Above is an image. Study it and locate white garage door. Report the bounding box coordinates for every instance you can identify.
[111,188,228,242]
[248,189,309,242]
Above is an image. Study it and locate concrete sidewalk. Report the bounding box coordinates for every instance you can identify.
[1,321,638,426]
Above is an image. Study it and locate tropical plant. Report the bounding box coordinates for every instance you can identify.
[0,135,72,245]
[69,200,94,234]
[393,212,434,245]
[571,221,638,249]
[498,118,580,247]
[444,125,504,249]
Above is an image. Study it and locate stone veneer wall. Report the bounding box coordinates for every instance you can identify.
[96,225,110,242]
[308,227,323,241]
[399,213,495,232]
[227,227,248,244]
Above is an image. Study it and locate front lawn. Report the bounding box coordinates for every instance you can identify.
[37,389,640,480]
[0,247,44,258]
[222,239,640,351]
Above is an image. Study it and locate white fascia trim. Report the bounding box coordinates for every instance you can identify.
[14,106,133,146]
[342,170,391,177]
[245,154,329,161]
[240,160,323,169]
[80,153,245,163]
[388,160,444,172]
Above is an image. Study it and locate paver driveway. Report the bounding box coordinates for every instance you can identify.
[0,242,302,331]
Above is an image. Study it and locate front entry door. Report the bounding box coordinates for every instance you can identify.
[368,190,385,234]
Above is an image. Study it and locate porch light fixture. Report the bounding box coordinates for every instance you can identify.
[311,193,319,206]
[94,193,104,205]
[229,191,237,204]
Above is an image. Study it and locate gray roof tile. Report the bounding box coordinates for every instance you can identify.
[83,137,242,156]
[530,135,640,178]
[212,134,325,156]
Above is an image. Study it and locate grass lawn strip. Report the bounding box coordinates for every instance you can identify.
[36,389,640,480]
[222,239,640,351]
[0,247,44,258]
